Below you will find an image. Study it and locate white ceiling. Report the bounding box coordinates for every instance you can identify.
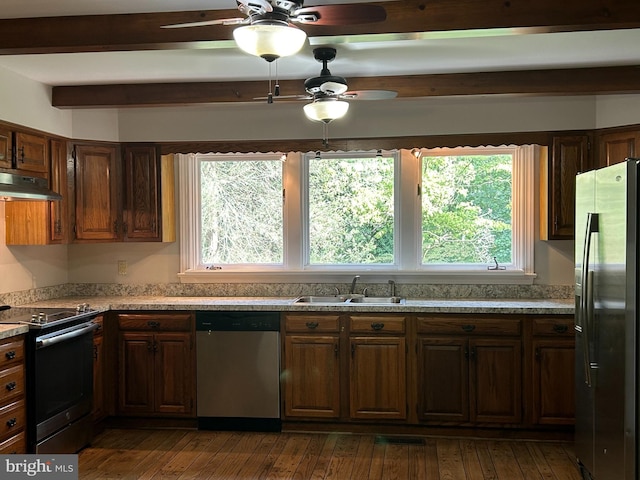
[0,1,638,90]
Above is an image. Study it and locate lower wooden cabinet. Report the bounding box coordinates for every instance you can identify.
[417,319,522,425]
[0,335,25,453]
[116,313,194,417]
[92,315,106,422]
[530,316,575,426]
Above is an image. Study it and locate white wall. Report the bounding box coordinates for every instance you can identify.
[117,95,599,142]
[595,95,640,129]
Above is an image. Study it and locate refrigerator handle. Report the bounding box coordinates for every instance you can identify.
[578,212,599,387]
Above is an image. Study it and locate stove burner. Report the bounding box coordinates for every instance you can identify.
[0,305,97,329]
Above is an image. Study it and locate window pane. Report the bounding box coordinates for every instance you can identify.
[421,154,512,264]
[308,155,394,265]
[200,159,283,264]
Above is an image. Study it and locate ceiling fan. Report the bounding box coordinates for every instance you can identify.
[163,1,387,62]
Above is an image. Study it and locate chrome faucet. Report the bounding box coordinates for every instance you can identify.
[349,275,360,295]
[388,279,396,297]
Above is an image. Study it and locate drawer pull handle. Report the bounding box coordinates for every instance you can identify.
[6,418,17,428]
[147,321,160,329]
[462,324,476,332]
[553,324,568,334]
[5,381,17,391]
[5,351,16,360]
[371,322,385,331]
[305,322,319,330]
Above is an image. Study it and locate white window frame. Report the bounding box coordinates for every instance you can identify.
[178,146,537,284]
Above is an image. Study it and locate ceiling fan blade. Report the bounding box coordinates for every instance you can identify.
[343,90,398,100]
[161,17,246,29]
[253,94,311,101]
[293,4,386,26]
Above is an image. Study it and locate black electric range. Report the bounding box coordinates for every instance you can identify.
[0,304,98,330]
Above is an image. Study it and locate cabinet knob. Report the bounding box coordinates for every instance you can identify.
[5,351,16,360]
[462,324,476,333]
[371,322,385,331]
[6,418,17,428]
[147,321,160,329]
[305,322,319,330]
[553,324,568,334]
[5,381,17,391]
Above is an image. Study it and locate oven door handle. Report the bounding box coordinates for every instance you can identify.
[36,322,99,349]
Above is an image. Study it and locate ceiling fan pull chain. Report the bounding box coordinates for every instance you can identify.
[274,60,280,97]
[322,123,329,148]
[267,62,273,104]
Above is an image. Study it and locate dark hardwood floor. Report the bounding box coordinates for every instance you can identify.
[78,428,582,479]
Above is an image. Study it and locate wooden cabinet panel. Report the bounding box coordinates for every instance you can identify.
[349,336,406,420]
[0,336,25,453]
[117,313,194,417]
[597,129,640,167]
[14,131,48,174]
[284,335,341,418]
[49,138,68,243]
[123,145,161,241]
[349,315,405,334]
[118,332,155,414]
[154,333,192,414]
[74,143,120,241]
[532,339,575,425]
[285,314,340,333]
[470,338,522,424]
[0,431,26,454]
[0,339,24,368]
[541,135,591,239]
[417,316,521,336]
[0,400,26,442]
[418,337,469,422]
[0,126,12,169]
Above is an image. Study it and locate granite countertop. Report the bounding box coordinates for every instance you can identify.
[21,296,575,315]
[0,324,29,340]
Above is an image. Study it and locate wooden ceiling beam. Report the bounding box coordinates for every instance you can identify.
[0,0,639,54]
[52,66,640,108]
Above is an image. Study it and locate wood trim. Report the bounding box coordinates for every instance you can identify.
[1,0,639,55]
[52,66,640,108]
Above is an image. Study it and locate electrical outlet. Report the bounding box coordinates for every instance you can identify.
[118,260,127,275]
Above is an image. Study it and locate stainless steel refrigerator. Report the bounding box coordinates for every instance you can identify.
[575,159,638,480]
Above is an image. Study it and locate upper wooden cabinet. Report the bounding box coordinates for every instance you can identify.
[5,138,68,245]
[540,134,591,240]
[14,132,48,175]
[123,145,175,242]
[73,143,121,242]
[71,143,175,243]
[596,129,640,167]
[0,126,12,169]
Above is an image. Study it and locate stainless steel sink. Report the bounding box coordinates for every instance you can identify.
[347,296,406,305]
[294,295,349,304]
[293,295,405,305]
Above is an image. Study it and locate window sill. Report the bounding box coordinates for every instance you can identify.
[178,270,536,285]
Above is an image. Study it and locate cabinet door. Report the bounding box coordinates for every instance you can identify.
[542,135,590,239]
[470,338,522,424]
[14,131,48,174]
[349,336,406,420]
[0,126,12,169]
[118,332,154,415]
[74,144,120,241]
[123,145,161,241]
[532,338,575,425]
[153,333,192,415]
[49,139,68,243]
[284,335,340,419]
[417,337,469,423]
[597,129,640,167]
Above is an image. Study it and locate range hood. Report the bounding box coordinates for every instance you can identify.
[0,172,62,201]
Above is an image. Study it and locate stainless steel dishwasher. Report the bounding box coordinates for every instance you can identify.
[196,311,281,432]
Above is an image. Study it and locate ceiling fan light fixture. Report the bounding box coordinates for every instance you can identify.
[233,23,307,62]
[303,97,350,123]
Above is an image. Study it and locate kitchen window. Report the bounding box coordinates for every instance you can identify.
[178,145,537,283]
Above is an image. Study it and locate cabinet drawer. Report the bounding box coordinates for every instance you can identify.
[0,338,24,368]
[417,316,521,336]
[532,316,575,337]
[0,365,24,405]
[285,315,340,333]
[350,315,406,334]
[0,430,26,454]
[117,313,192,331]
[0,400,25,442]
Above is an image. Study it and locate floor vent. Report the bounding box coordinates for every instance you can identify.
[374,435,426,445]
